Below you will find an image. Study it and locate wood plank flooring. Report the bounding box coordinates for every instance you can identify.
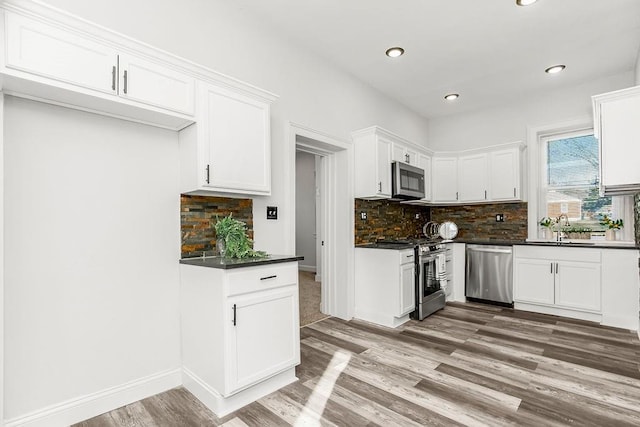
[74,302,640,426]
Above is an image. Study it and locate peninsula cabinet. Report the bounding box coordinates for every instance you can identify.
[180,261,300,416]
[2,10,196,129]
[179,82,275,196]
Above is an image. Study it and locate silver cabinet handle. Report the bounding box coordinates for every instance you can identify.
[456,192,459,200]
[260,275,277,281]
[550,263,553,274]
[484,190,487,200]
[378,181,382,192]
[206,164,210,184]
[111,65,116,91]
[232,304,237,326]
[513,187,516,197]
[123,69,128,94]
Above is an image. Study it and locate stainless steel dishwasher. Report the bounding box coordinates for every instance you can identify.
[465,244,513,306]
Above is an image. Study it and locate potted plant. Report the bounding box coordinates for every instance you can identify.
[539,217,555,240]
[600,215,623,241]
[214,214,267,259]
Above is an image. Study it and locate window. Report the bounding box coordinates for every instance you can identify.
[539,130,633,240]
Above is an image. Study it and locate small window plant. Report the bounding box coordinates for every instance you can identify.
[600,214,623,230]
[539,217,556,228]
[214,214,268,259]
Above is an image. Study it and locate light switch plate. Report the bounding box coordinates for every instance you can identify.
[496,213,505,222]
[267,206,278,220]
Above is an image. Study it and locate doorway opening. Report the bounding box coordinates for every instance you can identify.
[287,123,354,322]
[295,149,328,326]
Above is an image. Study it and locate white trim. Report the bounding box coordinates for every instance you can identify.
[286,122,354,320]
[0,93,5,427]
[182,367,297,418]
[526,117,592,239]
[298,264,317,273]
[4,369,181,427]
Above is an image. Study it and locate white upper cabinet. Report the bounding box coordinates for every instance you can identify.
[353,127,432,200]
[431,142,523,205]
[5,12,118,94]
[489,148,521,201]
[117,54,195,116]
[593,85,640,196]
[353,128,393,199]
[392,143,418,165]
[458,153,488,202]
[2,8,196,130]
[180,82,275,196]
[432,157,459,202]
[416,153,432,201]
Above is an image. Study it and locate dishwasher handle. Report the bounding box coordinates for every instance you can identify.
[466,246,513,254]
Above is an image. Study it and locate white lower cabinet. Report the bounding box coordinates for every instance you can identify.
[514,246,602,321]
[180,261,300,416]
[354,247,415,328]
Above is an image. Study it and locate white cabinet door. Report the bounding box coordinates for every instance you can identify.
[226,286,299,394]
[432,157,458,202]
[5,12,117,94]
[391,144,405,163]
[514,258,555,305]
[376,137,392,197]
[202,83,271,194]
[118,54,195,115]
[598,91,640,191]
[417,154,432,200]
[458,153,488,202]
[489,148,520,200]
[555,261,601,312]
[399,262,416,316]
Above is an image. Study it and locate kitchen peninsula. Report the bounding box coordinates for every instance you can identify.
[179,255,303,416]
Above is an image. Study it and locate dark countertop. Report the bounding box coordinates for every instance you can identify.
[356,242,416,250]
[356,239,639,250]
[180,255,304,269]
[451,238,639,250]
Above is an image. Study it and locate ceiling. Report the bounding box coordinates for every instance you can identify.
[228,0,640,119]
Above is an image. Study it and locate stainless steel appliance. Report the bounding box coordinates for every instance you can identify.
[391,161,425,200]
[412,241,446,320]
[465,244,513,306]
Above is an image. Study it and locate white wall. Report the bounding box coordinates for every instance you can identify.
[636,47,640,84]
[427,72,635,151]
[3,97,181,422]
[295,151,316,271]
[41,0,431,256]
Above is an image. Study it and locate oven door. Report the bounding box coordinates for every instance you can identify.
[420,254,441,299]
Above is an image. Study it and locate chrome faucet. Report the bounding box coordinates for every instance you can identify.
[556,214,570,242]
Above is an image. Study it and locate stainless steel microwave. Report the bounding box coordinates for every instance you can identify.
[391,161,425,200]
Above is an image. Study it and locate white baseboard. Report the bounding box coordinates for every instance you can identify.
[4,368,181,427]
[182,367,297,418]
[298,265,316,273]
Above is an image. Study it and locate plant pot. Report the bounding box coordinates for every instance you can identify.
[605,229,616,241]
[216,239,226,256]
[541,228,553,240]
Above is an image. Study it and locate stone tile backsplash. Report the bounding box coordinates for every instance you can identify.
[430,202,528,241]
[355,199,431,245]
[181,195,253,258]
[635,194,640,245]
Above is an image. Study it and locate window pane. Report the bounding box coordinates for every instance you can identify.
[545,188,612,229]
[547,135,599,187]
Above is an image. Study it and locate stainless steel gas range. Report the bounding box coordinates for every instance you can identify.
[411,240,447,320]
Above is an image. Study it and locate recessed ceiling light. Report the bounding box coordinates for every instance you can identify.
[545,64,566,74]
[444,93,459,101]
[516,0,538,6]
[385,47,405,58]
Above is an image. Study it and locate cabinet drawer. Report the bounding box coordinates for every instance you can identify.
[226,262,298,296]
[514,245,601,263]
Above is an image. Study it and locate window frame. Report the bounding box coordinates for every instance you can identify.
[534,126,633,242]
